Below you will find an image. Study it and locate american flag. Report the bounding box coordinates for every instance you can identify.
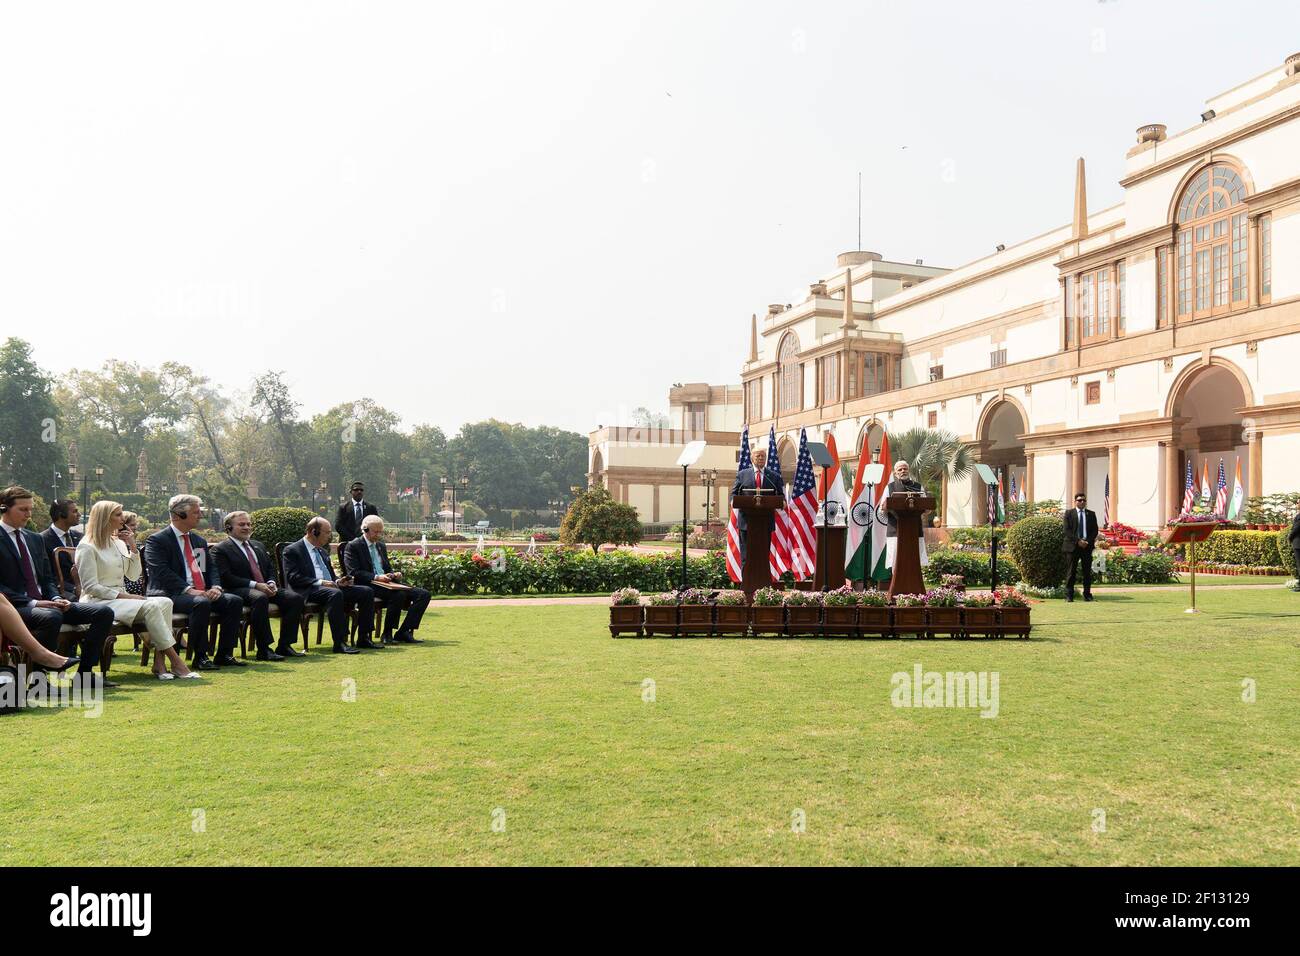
[783,428,819,581]
[1213,458,1228,516]
[1180,459,1195,515]
[1102,474,1110,528]
[766,427,790,581]
[987,481,996,525]
[725,426,750,583]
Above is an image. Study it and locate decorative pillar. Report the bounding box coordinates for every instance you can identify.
[939,470,948,528]
[419,471,432,520]
[1248,216,1260,309]
[1249,431,1263,498]
[1108,445,1120,525]
[1071,450,1087,502]
[1025,452,1035,502]
[1163,443,1180,522]
[652,484,660,523]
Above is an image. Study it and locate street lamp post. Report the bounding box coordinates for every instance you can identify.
[440,473,470,534]
[701,469,718,527]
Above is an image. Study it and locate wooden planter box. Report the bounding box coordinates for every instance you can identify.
[643,605,680,637]
[999,606,1031,638]
[751,605,785,636]
[857,605,892,638]
[713,604,749,636]
[785,606,822,636]
[962,606,998,639]
[608,604,644,638]
[927,606,962,637]
[678,604,713,637]
[821,605,857,637]
[893,605,927,637]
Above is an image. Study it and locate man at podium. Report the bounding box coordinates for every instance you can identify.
[885,460,929,570]
[731,446,784,567]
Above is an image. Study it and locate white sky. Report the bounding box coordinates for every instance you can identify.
[3,1,1298,435]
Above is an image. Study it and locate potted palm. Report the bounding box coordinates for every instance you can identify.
[644,592,680,637]
[856,588,892,638]
[822,585,859,637]
[751,587,785,636]
[893,592,926,637]
[609,587,643,638]
[962,590,997,638]
[713,589,749,636]
[925,586,963,637]
[996,587,1031,637]
[783,589,823,636]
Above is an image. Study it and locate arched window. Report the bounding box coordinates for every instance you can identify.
[1175,164,1248,321]
[778,333,801,414]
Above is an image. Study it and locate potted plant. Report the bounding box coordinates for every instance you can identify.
[608,587,643,638]
[751,586,785,636]
[940,573,966,593]
[644,592,679,637]
[996,587,1032,637]
[676,587,712,637]
[822,585,859,637]
[925,586,963,637]
[962,590,997,638]
[893,592,926,637]
[783,589,823,636]
[714,589,749,636]
[856,588,892,638]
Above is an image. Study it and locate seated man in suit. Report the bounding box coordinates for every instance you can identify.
[43,498,83,599]
[281,517,376,653]
[343,515,428,645]
[212,511,305,661]
[0,486,115,687]
[335,482,378,546]
[143,494,245,670]
[1063,491,1100,602]
[729,447,786,569]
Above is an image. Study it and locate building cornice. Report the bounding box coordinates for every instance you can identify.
[1056,223,1176,274]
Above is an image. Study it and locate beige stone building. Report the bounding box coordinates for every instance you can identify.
[735,52,1300,530]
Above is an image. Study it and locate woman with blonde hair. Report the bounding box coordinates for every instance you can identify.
[75,500,198,680]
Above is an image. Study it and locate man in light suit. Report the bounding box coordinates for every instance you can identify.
[0,486,114,686]
[212,511,304,660]
[1063,492,1100,602]
[144,494,245,670]
[43,499,83,599]
[281,517,375,653]
[335,482,378,546]
[729,447,785,570]
[343,515,428,644]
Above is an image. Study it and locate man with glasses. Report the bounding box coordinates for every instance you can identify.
[1063,492,1099,602]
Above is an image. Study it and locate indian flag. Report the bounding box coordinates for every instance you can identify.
[869,433,893,581]
[817,433,849,527]
[1199,459,1212,507]
[1228,458,1245,520]
[996,469,1006,523]
[846,440,871,580]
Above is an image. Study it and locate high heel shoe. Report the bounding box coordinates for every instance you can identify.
[33,656,81,673]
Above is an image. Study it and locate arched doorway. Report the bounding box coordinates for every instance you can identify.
[776,436,797,478]
[1167,361,1251,516]
[856,420,886,464]
[588,449,604,488]
[976,399,1028,523]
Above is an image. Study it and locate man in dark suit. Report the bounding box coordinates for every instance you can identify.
[0,486,114,686]
[343,515,428,644]
[281,516,376,653]
[43,499,83,599]
[1288,511,1300,583]
[1063,491,1100,602]
[213,510,305,660]
[335,482,378,546]
[730,447,785,569]
[144,494,245,670]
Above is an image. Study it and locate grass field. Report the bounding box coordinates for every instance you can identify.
[5,587,1300,866]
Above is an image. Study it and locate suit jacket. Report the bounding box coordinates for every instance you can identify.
[143,527,223,596]
[729,467,786,533]
[282,538,338,592]
[335,499,379,542]
[343,536,395,584]
[1289,512,1300,549]
[212,537,278,591]
[1063,508,1099,553]
[42,525,81,596]
[883,479,925,538]
[0,525,61,606]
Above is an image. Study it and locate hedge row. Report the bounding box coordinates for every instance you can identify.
[924,549,1021,587]
[1199,529,1296,572]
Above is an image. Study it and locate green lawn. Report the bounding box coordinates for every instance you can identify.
[5,588,1300,866]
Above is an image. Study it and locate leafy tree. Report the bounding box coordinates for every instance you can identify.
[251,371,310,492]
[0,338,63,495]
[559,483,642,552]
[887,426,975,515]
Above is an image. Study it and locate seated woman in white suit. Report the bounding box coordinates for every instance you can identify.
[75,500,198,681]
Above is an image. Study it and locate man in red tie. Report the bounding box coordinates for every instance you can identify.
[142,494,245,671]
[212,511,305,660]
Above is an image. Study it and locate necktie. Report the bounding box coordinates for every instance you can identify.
[317,547,335,581]
[182,534,206,590]
[1079,510,1086,536]
[243,542,265,583]
[64,532,72,547]
[13,530,41,600]
[370,543,383,576]
[355,502,362,525]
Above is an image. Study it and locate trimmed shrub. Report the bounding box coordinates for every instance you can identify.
[1279,528,1298,577]
[250,507,316,553]
[1101,550,1176,584]
[1005,515,1068,587]
[924,548,1020,588]
[1199,530,1286,567]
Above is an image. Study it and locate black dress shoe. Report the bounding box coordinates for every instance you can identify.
[333,643,360,654]
[1065,596,1074,603]
[1084,594,1095,602]
[255,650,286,662]
[394,632,419,644]
[194,657,221,671]
[277,646,306,657]
[355,639,382,650]
[215,655,247,667]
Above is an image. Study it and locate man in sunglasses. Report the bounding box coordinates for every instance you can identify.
[1063,492,1099,602]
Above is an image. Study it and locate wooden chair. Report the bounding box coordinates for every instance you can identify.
[337,541,386,644]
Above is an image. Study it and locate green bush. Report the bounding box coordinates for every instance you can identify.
[924,548,1020,588]
[1005,515,1068,587]
[1279,528,1298,577]
[1199,530,1286,567]
[250,507,316,552]
[1101,550,1176,584]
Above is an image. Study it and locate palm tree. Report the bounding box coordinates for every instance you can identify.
[885,427,975,520]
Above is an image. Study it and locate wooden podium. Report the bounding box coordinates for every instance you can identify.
[734,493,785,598]
[1161,521,1220,614]
[885,493,934,599]
[814,525,846,591]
